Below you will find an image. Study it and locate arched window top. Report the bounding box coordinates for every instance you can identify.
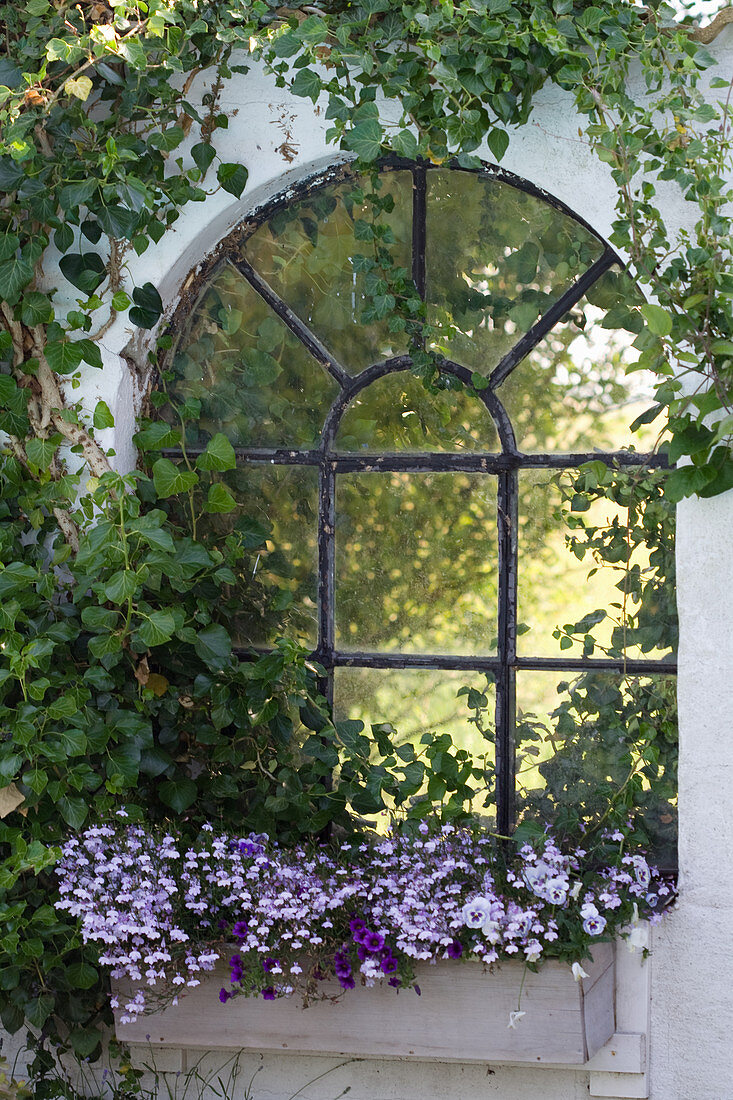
[163,160,657,457]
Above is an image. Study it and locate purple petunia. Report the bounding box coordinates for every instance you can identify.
[261,987,276,1000]
[446,940,463,959]
[363,930,385,953]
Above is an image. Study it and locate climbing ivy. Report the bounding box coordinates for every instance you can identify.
[0,0,730,1071]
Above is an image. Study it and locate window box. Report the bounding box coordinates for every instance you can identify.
[114,942,614,1064]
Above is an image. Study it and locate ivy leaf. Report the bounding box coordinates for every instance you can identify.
[344,118,383,162]
[159,777,198,813]
[57,796,88,829]
[194,624,232,671]
[136,610,176,648]
[640,303,673,337]
[58,252,106,295]
[217,163,248,198]
[20,292,54,326]
[103,570,139,604]
[191,143,216,174]
[129,282,163,329]
[92,400,114,429]
[290,68,322,103]
[65,962,98,990]
[204,482,237,513]
[0,252,34,304]
[25,437,57,469]
[45,340,83,375]
[195,433,236,472]
[65,75,94,101]
[487,127,510,162]
[152,458,198,497]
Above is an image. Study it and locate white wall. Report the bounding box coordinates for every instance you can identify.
[32,26,733,1100]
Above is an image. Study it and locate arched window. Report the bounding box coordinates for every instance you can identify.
[158,161,677,862]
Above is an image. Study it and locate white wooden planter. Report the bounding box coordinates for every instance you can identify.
[114,943,615,1065]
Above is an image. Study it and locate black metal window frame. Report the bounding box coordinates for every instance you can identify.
[163,156,675,838]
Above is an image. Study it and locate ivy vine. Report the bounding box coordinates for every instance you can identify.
[0,0,730,1077]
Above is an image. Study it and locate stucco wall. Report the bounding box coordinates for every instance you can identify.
[17,26,733,1100]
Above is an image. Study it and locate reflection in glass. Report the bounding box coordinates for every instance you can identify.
[517,469,677,662]
[426,169,604,373]
[497,267,660,453]
[515,670,677,865]
[165,264,338,448]
[197,464,318,647]
[335,666,496,812]
[335,472,498,654]
[245,172,412,373]
[335,371,499,452]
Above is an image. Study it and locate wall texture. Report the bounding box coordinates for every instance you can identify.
[18,24,733,1100]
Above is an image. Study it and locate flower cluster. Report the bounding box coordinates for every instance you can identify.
[54,820,673,1021]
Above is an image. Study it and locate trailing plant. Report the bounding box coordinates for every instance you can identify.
[0,0,727,1066]
[55,817,672,1016]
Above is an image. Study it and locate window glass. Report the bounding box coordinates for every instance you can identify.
[335,472,498,655]
[335,372,499,452]
[244,171,412,373]
[426,169,605,373]
[334,666,496,808]
[515,669,677,866]
[196,464,318,648]
[165,264,338,448]
[517,469,677,661]
[496,267,661,453]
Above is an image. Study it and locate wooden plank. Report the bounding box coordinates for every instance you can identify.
[115,947,614,1065]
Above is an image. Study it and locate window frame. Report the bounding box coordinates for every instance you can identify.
[160,156,675,839]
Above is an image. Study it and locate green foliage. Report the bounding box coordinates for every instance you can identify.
[0,0,726,1065]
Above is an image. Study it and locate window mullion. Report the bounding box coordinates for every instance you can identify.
[318,459,336,704]
[496,469,519,836]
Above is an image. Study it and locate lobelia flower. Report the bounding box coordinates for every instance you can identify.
[507,1011,526,1028]
[571,962,589,982]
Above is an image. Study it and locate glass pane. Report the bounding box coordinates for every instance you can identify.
[335,371,499,452]
[497,267,661,453]
[426,169,604,374]
[334,666,496,815]
[515,670,677,865]
[245,171,412,373]
[335,472,498,654]
[165,264,338,448]
[196,464,318,647]
[517,469,677,661]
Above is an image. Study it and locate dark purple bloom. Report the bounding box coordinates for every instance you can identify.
[414,984,421,996]
[261,987,276,1000]
[356,944,368,962]
[388,976,401,988]
[219,988,230,1004]
[380,955,398,974]
[229,954,243,982]
[349,917,366,935]
[364,930,385,953]
[446,940,463,959]
[217,919,229,931]
[351,926,367,945]
[232,921,248,938]
[262,957,279,973]
[238,840,256,857]
[338,974,356,990]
